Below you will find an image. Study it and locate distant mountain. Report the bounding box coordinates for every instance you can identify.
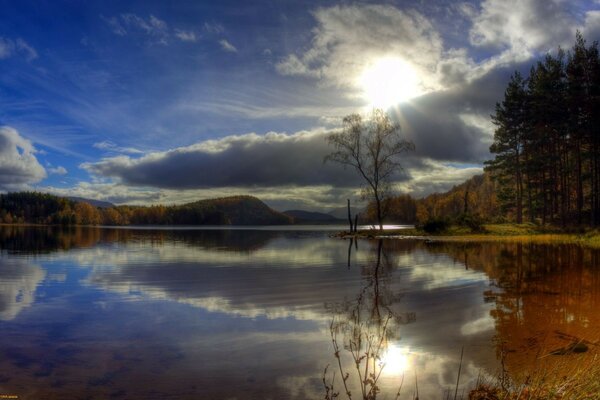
[283,209,342,224]
[67,196,114,209]
[327,206,362,220]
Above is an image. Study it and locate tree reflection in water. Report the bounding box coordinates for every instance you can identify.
[429,241,600,392]
[324,240,410,400]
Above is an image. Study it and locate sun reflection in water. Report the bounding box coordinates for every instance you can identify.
[382,344,411,376]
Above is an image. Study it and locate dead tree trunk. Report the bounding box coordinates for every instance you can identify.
[347,199,354,232]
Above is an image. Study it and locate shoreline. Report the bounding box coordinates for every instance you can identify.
[333,224,600,249]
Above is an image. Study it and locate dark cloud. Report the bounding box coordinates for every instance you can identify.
[395,63,520,162]
[82,130,363,189]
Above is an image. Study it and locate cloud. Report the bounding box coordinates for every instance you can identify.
[583,10,600,39]
[42,180,362,210]
[0,260,46,321]
[0,37,37,61]
[102,15,127,36]
[102,14,170,44]
[203,22,225,34]
[82,129,359,189]
[76,123,490,207]
[43,181,162,205]
[93,140,144,155]
[469,0,576,53]
[391,62,518,163]
[0,127,46,188]
[394,160,483,198]
[15,38,38,61]
[0,37,14,59]
[48,166,67,175]
[174,29,197,42]
[276,5,445,93]
[219,39,237,53]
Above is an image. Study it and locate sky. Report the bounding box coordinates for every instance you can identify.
[1,0,599,211]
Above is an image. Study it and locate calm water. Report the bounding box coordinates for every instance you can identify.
[0,226,598,399]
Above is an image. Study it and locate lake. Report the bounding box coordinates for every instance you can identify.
[0,226,598,399]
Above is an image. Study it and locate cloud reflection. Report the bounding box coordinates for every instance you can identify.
[0,259,46,320]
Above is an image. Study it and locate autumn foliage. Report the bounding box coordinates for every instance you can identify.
[0,192,291,226]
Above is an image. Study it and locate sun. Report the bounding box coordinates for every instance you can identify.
[358,57,421,108]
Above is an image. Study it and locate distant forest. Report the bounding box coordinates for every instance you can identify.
[363,172,499,225]
[0,192,291,226]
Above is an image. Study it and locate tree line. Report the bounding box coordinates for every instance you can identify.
[486,32,600,227]
[363,172,501,227]
[0,192,291,226]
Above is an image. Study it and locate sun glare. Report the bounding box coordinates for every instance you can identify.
[358,57,421,108]
[382,344,410,375]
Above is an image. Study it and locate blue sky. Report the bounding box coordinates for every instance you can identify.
[1,0,599,210]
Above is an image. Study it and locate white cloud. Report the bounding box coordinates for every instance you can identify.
[0,260,46,321]
[93,140,144,155]
[42,181,362,210]
[203,22,224,34]
[48,166,67,175]
[469,0,577,54]
[15,38,38,61]
[461,315,495,335]
[174,29,197,42]
[102,15,127,36]
[583,10,600,39]
[120,13,169,37]
[0,37,37,61]
[102,14,170,44]
[276,5,445,93]
[219,39,237,53]
[0,127,46,188]
[0,37,14,59]
[395,160,483,198]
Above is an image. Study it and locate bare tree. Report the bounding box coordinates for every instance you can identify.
[325,109,414,230]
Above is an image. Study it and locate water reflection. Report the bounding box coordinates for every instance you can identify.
[324,240,406,399]
[0,227,598,399]
[0,259,45,320]
[0,225,284,254]
[432,242,600,386]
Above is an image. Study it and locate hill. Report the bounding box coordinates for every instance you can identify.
[415,173,499,223]
[67,196,114,208]
[362,172,500,225]
[183,196,292,225]
[327,206,362,220]
[283,209,342,224]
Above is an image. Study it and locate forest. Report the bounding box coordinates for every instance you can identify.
[363,172,500,227]
[487,32,600,227]
[0,192,291,226]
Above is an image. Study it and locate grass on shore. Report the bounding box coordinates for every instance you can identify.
[470,354,600,400]
[337,223,600,249]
